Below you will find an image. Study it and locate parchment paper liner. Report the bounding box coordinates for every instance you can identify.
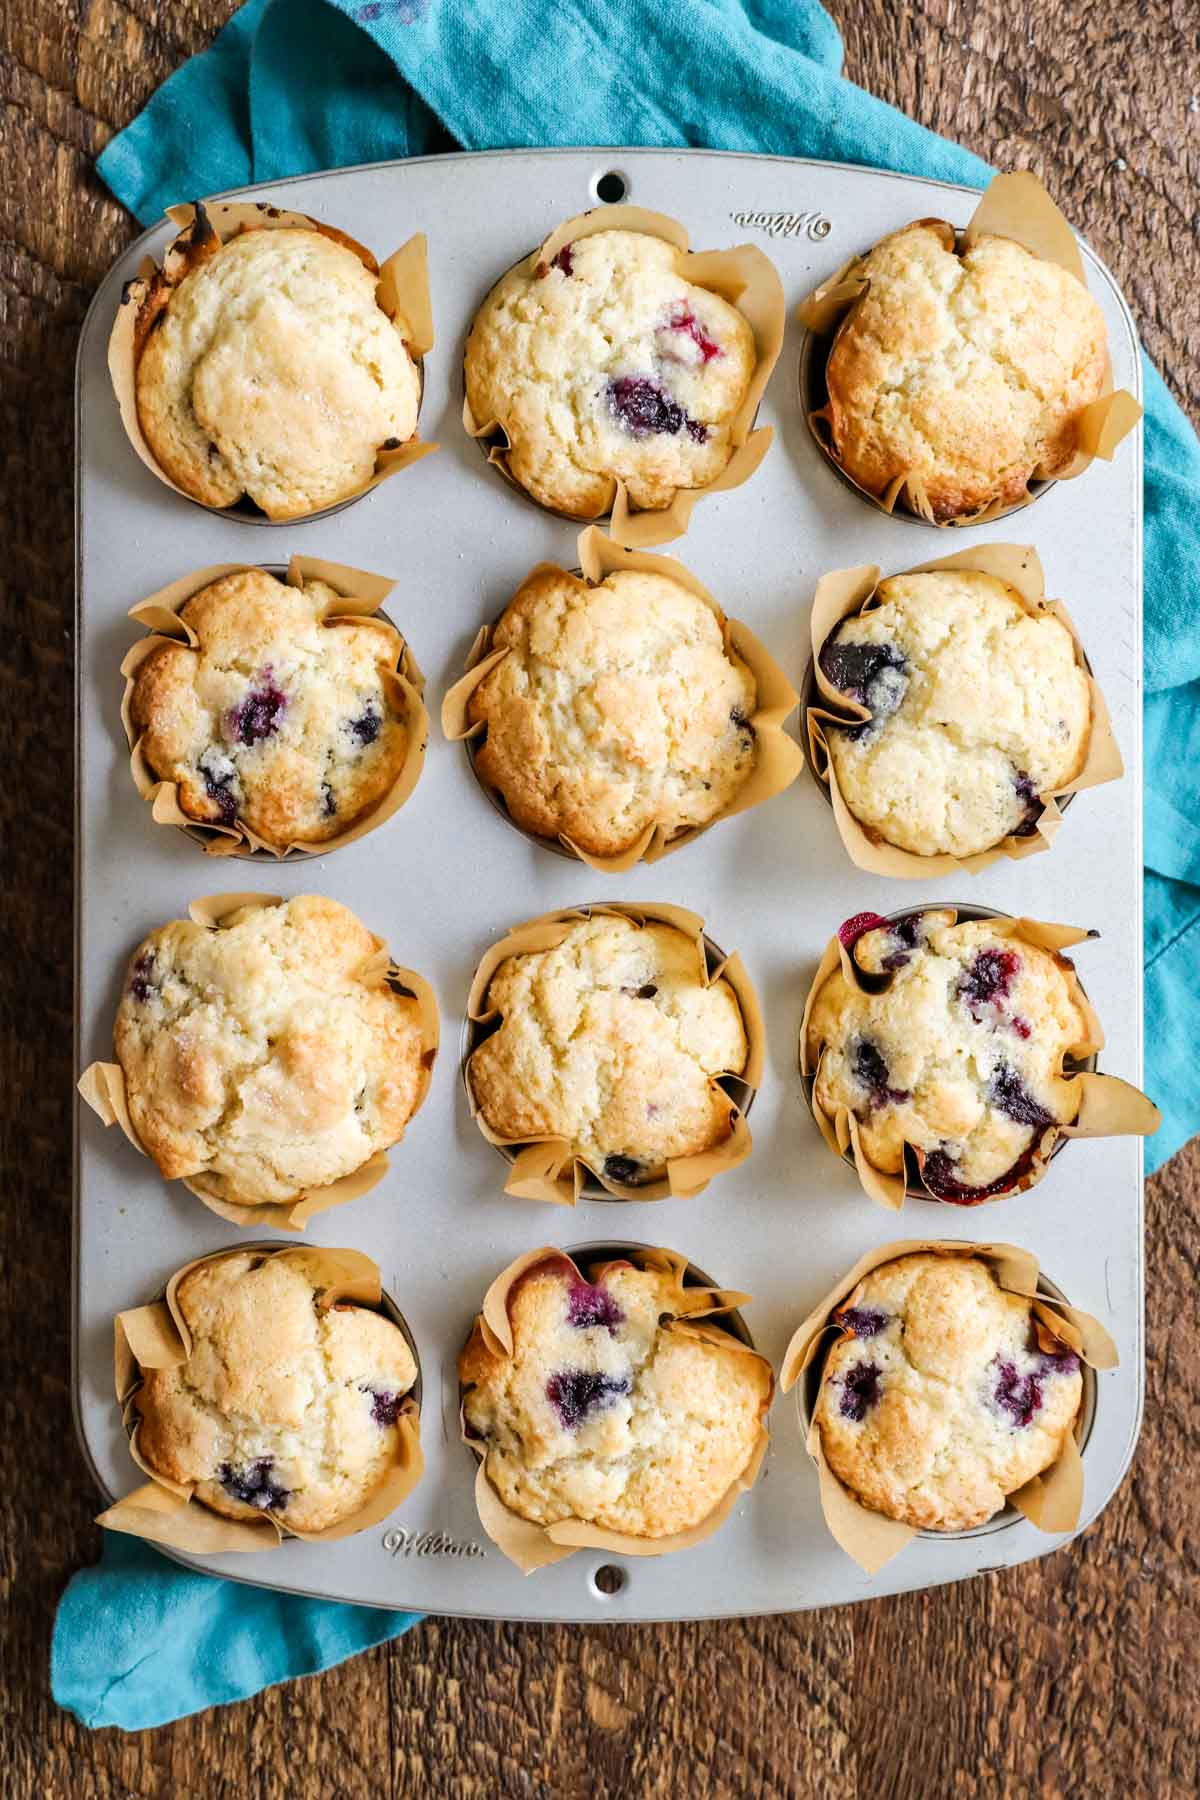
[109,199,438,520]
[78,892,440,1231]
[803,544,1123,877]
[796,171,1142,526]
[463,903,763,1203]
[459,1244,773,1573]
[780,1239,1118,1573]
[97,1243,424,1553]
[120,556,429,858]
[442,526,803,872]
[800,906,1160,1210]
[462,205,785,547]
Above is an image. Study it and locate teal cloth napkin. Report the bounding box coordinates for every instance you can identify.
[60,0,1200,1732]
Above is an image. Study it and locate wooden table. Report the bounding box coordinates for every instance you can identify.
[3,2,1197,1791]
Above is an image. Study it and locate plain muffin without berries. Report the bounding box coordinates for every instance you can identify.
[823,221,1107,520]
[470,914,748,1187]
[469,563,757,856]
[129,567,416,849]
[114,896,432,1209]
[136,1250,418,1532]
[814,1252,1082,1531]
[818,568,1091,858]
[136,220,421,519]
[807,910,1087,1200]
[465,229,756,516]
[460,1254,771,1539]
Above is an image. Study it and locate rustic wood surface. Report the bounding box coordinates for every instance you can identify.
[2,0,1197,1792]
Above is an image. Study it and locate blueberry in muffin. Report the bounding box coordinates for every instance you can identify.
[460,1251,771,1541]
[134,211,421,519]
[464,229,757,517]
[467,563,756,857]
[816,569,1091,858]
[806,910,1088,1201]
[814,1252,1082,1530]
[114,895,435,1211]
[135,1249,418,1533]
[468,913,748,1189]
[822,220,1107,520]
[127,567,420,850]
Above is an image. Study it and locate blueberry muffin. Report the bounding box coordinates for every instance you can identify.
[814,1252,1082,1530]
[469,564,756,856]
[469,914,748,1186]
[115,896,433,1209]
[136,218,420,519]
[460,1255,771,1538]
[807,911,1087,1200]
[136,1250,417,1532]
[464,230,756,516]
[818,569,1090,858]
[824,222,1107,520]
[129,567,415,849]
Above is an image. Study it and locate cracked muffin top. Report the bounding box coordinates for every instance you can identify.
[464,230,756,516]
[136,226,420,519]
[807,910,1087,1201]
[818,569,1091,859]
[468,564,756,857]
[129,568,416,849]
[814,1252,1082,1531]
[824,222,1106,520]
[460,1256,770,1538]
[114,895,431,1209]
[136,1250,417,1534]
[469,914,747,1187]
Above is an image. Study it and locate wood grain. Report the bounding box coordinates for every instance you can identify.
[1,0,1196,1792]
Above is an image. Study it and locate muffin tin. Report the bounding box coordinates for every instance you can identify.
[74,149,1145,1620]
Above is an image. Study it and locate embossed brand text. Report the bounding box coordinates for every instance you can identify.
[732,209,832,241]
[382,1527,486,1560]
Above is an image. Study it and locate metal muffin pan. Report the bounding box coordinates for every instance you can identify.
[74,150,1145,1622]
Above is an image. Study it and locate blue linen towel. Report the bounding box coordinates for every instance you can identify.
[59,0,1200,1731]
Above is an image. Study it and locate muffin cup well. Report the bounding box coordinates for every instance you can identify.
[458,1243,772,1573]
[463,902,763,1204]
[109,199,437,523]
[77,892,440,1232]
[120,556,430,859]
[96,1243,424,1554]
[779,1239,1117,1574]
[799,904,1160,1211]
[442,526,803,872]
[796,171,1142,528]
[461,203,785,548]
[803,544,1123,878]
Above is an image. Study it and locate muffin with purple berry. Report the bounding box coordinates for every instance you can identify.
[468,912,749,1192]
[460,1250,772,1543]
[814,1251,1082,1530]
[815,569,1092,859]
[135,1249,419,1532]
[127,567,421,851]
[804,909,1089,1202]
[464,229,758,518]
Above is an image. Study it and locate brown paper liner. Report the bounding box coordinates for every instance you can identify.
[779,1239,1117,1572]
[98,1244,424,1552]
[78,893,440,1231]
[803,545,1123,877]
[109,199,438,520]
[463,903,762,1204]
[441,526,803,871]
[120,556,429,859]
[462,205,785,547]
[796,172,1142,527]
[800,906,1160,1210]
[459,1244,772,1572]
